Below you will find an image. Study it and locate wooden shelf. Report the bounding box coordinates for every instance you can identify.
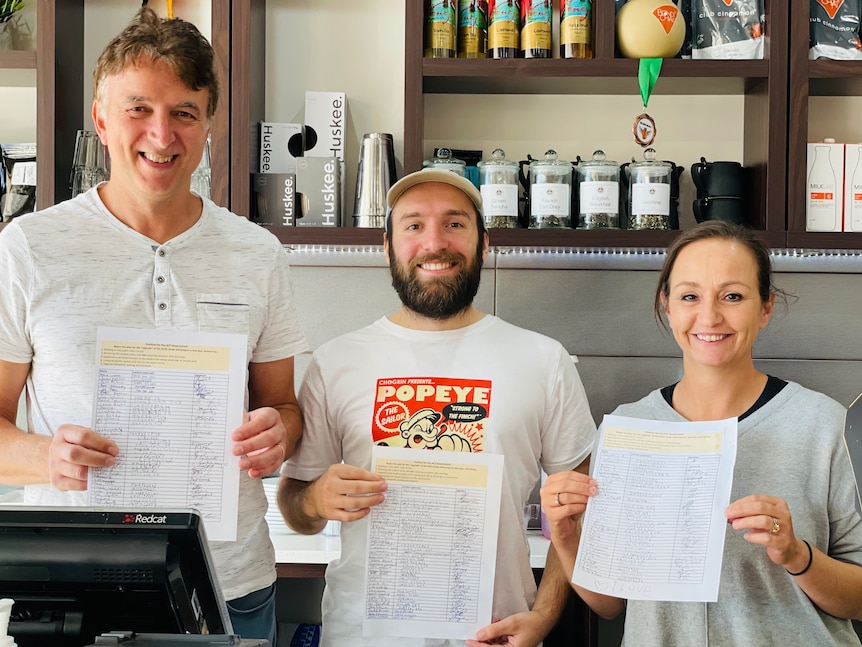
[266,226,384,246]
[0,50,36,69]
[785,232,862,251]
[808,59,862,97]
[265,225,787,250]
[422,58,769,95]
[809,59,862,78]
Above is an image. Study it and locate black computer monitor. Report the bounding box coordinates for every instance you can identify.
[0,507,231,647]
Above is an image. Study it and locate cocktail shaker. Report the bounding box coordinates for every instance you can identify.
[353,133,397,228]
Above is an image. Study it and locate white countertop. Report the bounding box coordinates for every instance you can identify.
[270,521,551,570]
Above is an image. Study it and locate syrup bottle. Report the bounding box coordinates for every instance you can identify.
[458,0,488,58]
[521,0,551,59]
[425,0,457,58]
[488,0,519,59]
[560,0,592,59]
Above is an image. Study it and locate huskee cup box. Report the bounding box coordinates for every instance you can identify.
[305,91,347,226]
[252,173,296,226]
[258,122,304,173]
[806,140,844,232]
[296,157,342,227]
[304,91,346,160]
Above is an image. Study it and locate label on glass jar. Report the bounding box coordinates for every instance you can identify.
[481,183,518,216]
[631,183,670,216]
[580,181,619,214]
[531,183,571,216]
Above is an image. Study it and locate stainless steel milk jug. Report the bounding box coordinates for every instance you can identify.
[353,133,397,228]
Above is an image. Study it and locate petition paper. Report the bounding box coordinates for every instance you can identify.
[364,445,504,641]
[573,414,737,602]
[88,327,247,541]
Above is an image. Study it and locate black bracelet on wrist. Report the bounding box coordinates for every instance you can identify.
[786,539,813,576]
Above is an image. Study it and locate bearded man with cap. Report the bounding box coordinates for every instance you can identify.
[278,169,597,647]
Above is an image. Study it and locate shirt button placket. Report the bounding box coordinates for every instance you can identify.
[154,247,171,326]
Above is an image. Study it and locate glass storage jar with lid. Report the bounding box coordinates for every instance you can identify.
[625,147,672,230]
[477,148,520,228]
[423,147,467,176]
[528,149,572,229]
[577,149,619,229]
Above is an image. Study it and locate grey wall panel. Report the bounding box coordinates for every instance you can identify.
[496,268,862,362]
[495,268,679,358]
[753,273,862,361]
[290,266,402,350]
[289,265,496,351]
[576,356,683,424]
[755,359,862,408]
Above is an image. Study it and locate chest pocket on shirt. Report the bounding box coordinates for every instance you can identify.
[196,294,251,335]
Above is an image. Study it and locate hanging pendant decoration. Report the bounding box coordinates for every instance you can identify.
[634,58,662,147]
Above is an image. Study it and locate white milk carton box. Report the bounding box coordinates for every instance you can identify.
[304,91,346,160]
[259,122,304,173]
[844,144,862,232]
[806,140,844,232]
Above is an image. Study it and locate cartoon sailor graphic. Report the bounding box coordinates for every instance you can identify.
[398,408,472,452]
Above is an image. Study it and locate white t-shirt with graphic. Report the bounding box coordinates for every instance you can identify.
[284,315,596,646]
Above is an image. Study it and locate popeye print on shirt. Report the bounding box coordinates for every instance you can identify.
[372,377,491,452]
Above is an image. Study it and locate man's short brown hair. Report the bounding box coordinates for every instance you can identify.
[93,7,219,120]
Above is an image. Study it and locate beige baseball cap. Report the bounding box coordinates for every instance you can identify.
[386,169,483,211]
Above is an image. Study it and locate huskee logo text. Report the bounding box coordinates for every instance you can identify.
[123,513,168,524]
[328,98,344,158]
[282,175,295,225]
[322,160,337,225]
[261,123,274,172]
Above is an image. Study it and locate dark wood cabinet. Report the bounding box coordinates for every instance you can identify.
[403,0,788,249]
[0,0,84,210]
[786,0,862,250]
[4,2,857,247]
[240,0,791,249]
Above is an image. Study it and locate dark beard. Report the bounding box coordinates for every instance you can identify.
[389,248,483,320]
